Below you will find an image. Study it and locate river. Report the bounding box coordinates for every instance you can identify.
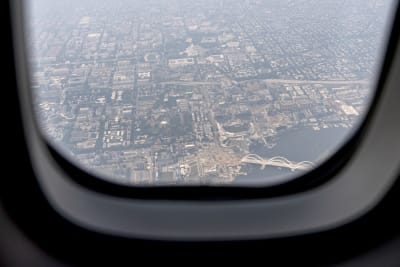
[234,126,352,186]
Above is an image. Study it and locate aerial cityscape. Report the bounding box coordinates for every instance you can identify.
[28,0,393,186]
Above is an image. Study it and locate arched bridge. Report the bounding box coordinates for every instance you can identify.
[241,154,315,171]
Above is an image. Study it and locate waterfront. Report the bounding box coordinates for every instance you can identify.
[235,126,350,186]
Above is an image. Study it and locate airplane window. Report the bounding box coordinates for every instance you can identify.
[26,0,396,187]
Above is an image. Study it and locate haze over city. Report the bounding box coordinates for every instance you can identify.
[28,0,393,186]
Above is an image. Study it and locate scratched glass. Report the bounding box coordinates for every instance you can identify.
[27,0,395,186]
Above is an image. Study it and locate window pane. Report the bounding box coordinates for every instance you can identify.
[26,0,396,186]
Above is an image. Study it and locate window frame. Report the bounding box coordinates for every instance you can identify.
[11,0,400,240]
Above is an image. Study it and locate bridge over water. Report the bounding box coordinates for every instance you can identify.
[241,154,315,171]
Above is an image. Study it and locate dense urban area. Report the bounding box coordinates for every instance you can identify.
[28,0,391,185]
